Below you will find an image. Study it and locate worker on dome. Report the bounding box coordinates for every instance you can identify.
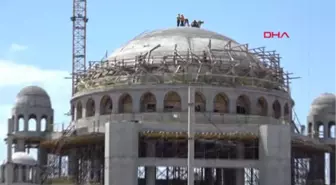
[197,20,204,28]
[191,20,198,27]
[180,14,185,26]
[184,17,189,26]
[177,14,181,27]
[191,20,204,28]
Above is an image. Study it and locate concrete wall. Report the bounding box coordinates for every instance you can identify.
[105,121,139,185]
[258,124,291,185]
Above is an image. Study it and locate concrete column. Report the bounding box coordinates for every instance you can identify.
[24,116,29,132]
[155,93,164,113]
[290,156,295,185]
[36,117,41,132]
[5,164,13,185]
[32,167,36,183]
[48,116,54,132]
[7,127,13,162]
[13,116,18,132]
[68,149,78,179]
[330,153,335,185]
[18,165,23,182]
[236,143,245,185]
[111,94,119,114]
[58,156,62,177]
[105,121,139,185]
[26,166,30,182]
[205,93,214,113]
[5,130,13,185]
[258,124,291,185]
[229,98,237,114]
[0,166,2,182]
[215,168,222,185]
[249,97,258,115]
[324,123,328,139]
[307,153,325,183]
[223,169,235,185]
[181,90,188,112]
[7,118,13,134]
[204,168,214,185]
[37,148,48,184]
[92,159,100,182]
[15,139,25,152]
[132,93,141,113]
[145,141,156,185]
[38,148,48,166]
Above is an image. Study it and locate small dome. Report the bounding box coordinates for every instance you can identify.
[310,93,336,116]
[15,86,51,108]
[11,152,37,165]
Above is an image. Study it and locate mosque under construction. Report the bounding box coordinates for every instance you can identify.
[0,27,335,185]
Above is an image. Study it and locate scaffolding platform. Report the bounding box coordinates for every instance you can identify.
[39,130,331,153]
[40,133,104,151]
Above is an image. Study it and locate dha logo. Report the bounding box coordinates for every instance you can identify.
[264,31,290,39]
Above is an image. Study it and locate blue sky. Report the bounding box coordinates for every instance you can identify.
[0,0,334,175]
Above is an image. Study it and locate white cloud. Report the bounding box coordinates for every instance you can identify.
[0,59,72,160]
[0,59,69,87]
[9,43,28,52]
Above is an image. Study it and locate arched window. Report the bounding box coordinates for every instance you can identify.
[86,98,95,117]
[40,116,47,132]
[328,121,335,138]
[195,92,206,112]
[256,97,268,116]
[164,91,181,112]
[140,92,156,112]
[317,122,324,138]
[119,94,133,113]
[71,104,75,121]
[284,103,290,121]
[28,115,37,131]
[236,95,250,114]
[18,116,24,131]
[272,100,281,119]
[100,95,112,115]
[213,93,229,113]
[76,102,83,119]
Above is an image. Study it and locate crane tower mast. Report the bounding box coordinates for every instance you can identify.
[71,0,88,95]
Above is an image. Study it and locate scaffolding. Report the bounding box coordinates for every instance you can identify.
[40,124,75,184]
[73,42,293,94]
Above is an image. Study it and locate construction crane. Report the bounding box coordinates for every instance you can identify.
[70,0,88,95]
[40,1,88,184]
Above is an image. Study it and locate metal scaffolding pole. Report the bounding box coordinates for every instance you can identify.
[187,86,195,185]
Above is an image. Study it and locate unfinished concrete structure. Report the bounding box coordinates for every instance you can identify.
[0,27,335,185]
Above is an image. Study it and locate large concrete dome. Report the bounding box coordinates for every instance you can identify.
[11,152,37,165]
[15,85,51,108]
[109,27,243,60]
[77,27,287,93]
[310,93,336,116]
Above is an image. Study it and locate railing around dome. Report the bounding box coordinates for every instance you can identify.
[73,43,298,94]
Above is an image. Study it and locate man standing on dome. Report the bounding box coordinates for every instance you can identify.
[177,14,181,27]
[180,14,185,26]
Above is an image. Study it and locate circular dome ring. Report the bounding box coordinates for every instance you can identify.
[76,28,289,94]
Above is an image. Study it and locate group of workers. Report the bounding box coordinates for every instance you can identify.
[176,14,204,28]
